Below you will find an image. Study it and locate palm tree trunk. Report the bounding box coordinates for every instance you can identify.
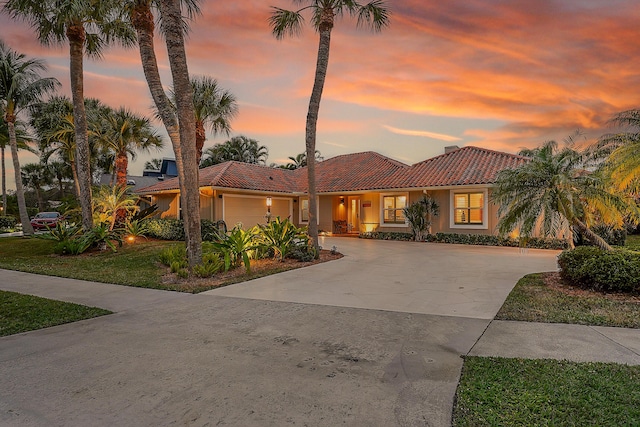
[159,0,202,268]
[572,218,613,251]
[67,24,94,231]
[115,151,128,187]
[1,145,6,215]
[7,120,34,235]
[305,12,333,251]
[132,3,185,184]
[70,160,81,200]
[195,120,205,165]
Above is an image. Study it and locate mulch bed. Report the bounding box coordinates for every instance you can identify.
[542,272,640,303]
[162,250,344,293]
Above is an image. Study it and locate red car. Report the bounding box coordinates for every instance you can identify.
[30,212,63,230]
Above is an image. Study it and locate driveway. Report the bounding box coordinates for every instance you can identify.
[207,237,560,319]
[0,239,559,426]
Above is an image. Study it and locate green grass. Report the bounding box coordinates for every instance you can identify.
[0,237,169,289]
[0,290,111,336]
[496,273,640,328]
[453,356,640,426]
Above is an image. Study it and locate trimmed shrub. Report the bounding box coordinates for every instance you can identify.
[144,218,222,241]
[0,215,17,230]
[558,247,640,293]
[360,231,567,249]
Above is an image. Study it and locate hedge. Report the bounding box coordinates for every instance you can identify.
[360,231,567,249]
[0,216,17,230]
[144,218,221,241]
[558,246,640,293]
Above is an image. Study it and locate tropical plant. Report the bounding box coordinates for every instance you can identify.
[211,225,259,273]
[0,40,59,235]
[21,162,52,211]
[124,218,149,241]
[92,184,138,230]
[403,196,439,241]
[163,76,238,164]
[38,221,82,242]
[94,106,163,187]
[144,158,162,170]
[282,150,323,169]
[157,0,202,268]
[256,216,308,261]
[5,0,136,231]
[0,115,34,213]
[83,222,124,252]
[492,138,639,251]
[270,0,390,249]
[192,251,225,278]
[200,135,268,167]
[596,109,640,196]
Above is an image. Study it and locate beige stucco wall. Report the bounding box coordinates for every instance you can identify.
[154,194,179,219]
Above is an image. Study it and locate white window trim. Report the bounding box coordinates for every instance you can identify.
[222,194,293,223]
[380,193,409,228]
[449,189,489,230]
[298,196,320,225]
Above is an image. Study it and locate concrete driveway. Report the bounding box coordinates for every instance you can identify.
[0,239,560,426]
[207,237,560,319]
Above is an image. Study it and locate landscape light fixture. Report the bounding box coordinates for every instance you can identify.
[265,197,273,223]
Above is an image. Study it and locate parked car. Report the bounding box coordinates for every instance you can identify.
[30,212,63,230]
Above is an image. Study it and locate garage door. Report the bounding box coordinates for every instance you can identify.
[224,195,292,229]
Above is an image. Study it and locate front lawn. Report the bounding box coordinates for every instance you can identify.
[453,356,640,426]
[496,272,640,328]
[0,290,111,336]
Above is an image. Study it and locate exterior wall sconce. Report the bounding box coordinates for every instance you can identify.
[265,197,272,223]
[340,197,345,205]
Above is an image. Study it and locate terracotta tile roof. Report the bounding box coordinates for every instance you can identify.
[136,147,528,195]
[395,146,529,188]
[137,161,297,194]
[294,151,410,193]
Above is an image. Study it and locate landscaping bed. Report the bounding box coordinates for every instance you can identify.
[159,249,343,293]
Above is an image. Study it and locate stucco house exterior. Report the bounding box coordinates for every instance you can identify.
[136,146,527,236]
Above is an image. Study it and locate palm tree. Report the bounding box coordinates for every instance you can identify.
[5,0,136,231]
[492,138,638,251]
[597,109,640,196]
[47,160,71,198]
[157,0,202,267]
[21,162,52,211]
[200,136,269,167]
[189,76,238,164]
[95,106,163,187]
[0,40,59,235]
[144,158,162,170]
[0,115,34,215]
[270,0,390,248]
[284,150,323,169]
[93,184,138,230]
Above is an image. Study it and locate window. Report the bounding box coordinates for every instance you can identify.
[454,192,483,225]
[383,195,407,224]
[301,199,309,222]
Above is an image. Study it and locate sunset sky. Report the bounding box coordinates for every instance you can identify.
[2,0,640,191]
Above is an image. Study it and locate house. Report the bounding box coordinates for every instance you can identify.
[136,146,528,235]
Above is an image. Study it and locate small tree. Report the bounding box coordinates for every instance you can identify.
[403,195,439,241]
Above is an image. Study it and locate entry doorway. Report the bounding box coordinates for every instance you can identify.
[348,196,360,233]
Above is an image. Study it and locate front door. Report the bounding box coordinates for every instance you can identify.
[348,196,360,233]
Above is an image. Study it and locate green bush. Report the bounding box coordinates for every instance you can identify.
[158,244,186,266]
[558,247,640,293]
[144,218,221,241]
[193,253,225,278]
[0,215,17,230]
[359,231,567,249]
[256,217,308,261]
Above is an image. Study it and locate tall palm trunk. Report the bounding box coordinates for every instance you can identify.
[67,23,93,231]
[70,160,81,200]
[572,218,613,251]
[131,2,185,184]
[1,145,6,214]
[159,0,202,268]
[7,119,34,235]
[195,120,206,165]
[305,11,333,250]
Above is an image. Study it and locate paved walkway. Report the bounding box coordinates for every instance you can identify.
[0,239,639,426]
